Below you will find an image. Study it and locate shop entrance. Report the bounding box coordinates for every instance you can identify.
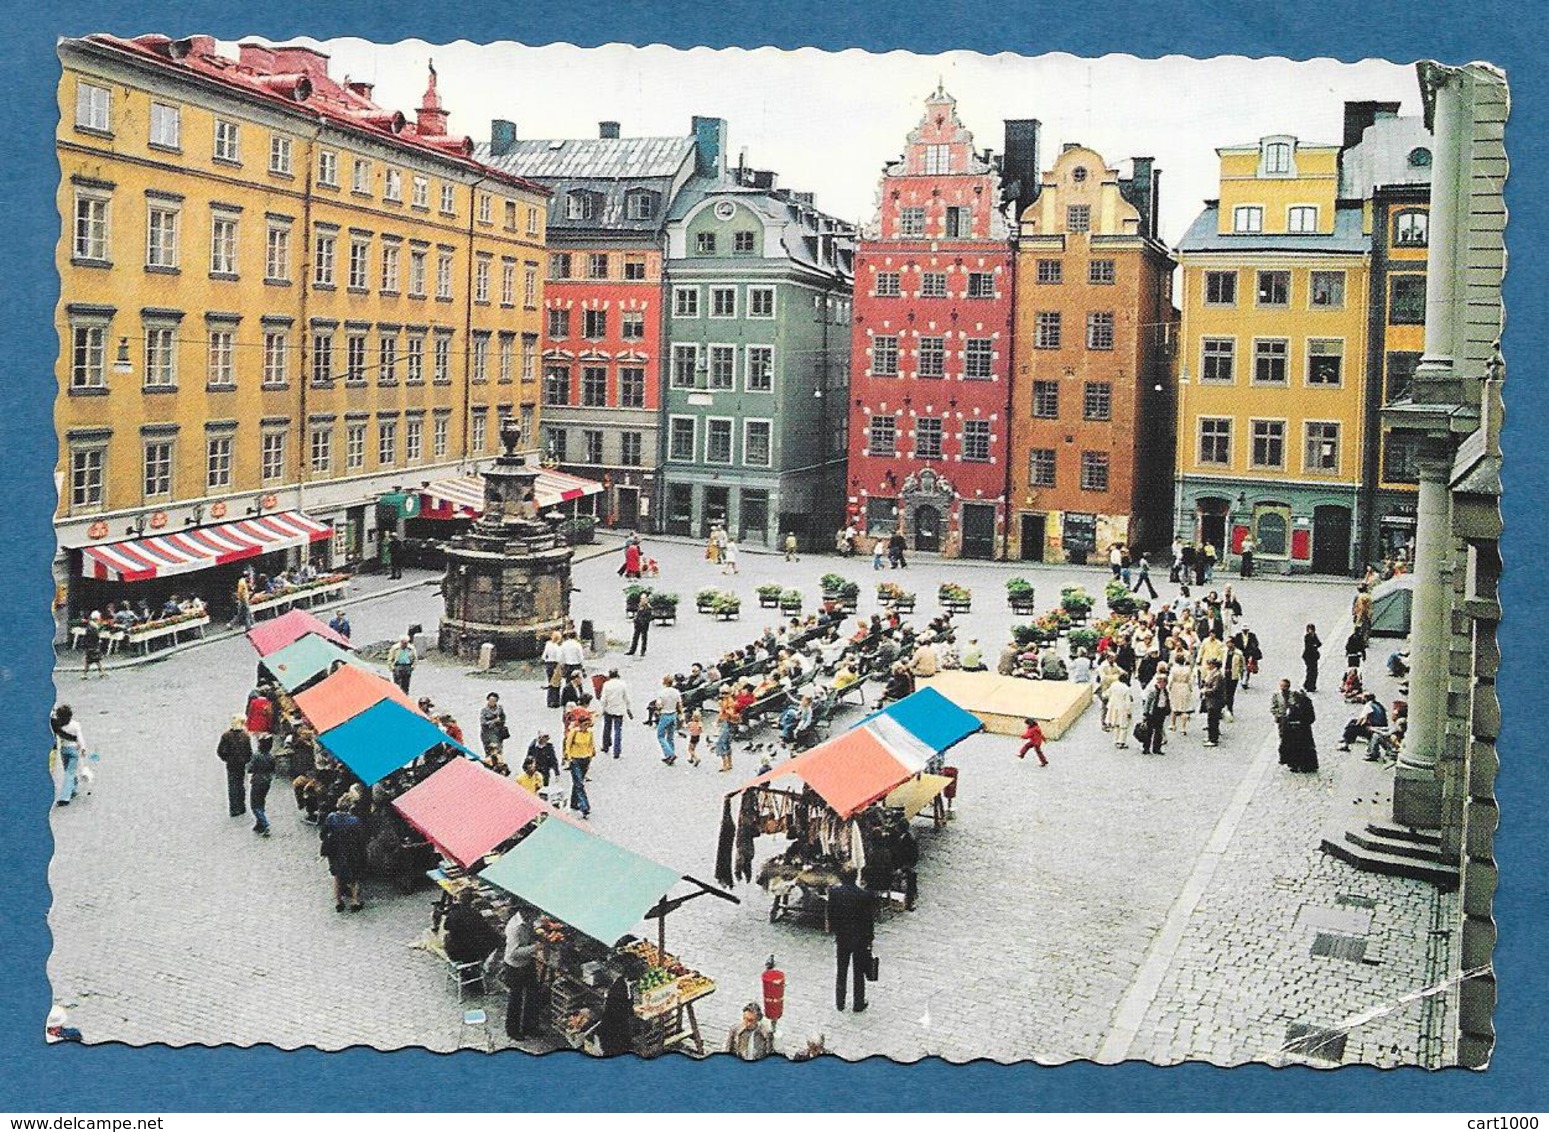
[914,505,941,552]
[702,486,730,537]
[960,503,996,559]
[1019,514,1046,562]
[614,487,640,531]
[1312,504,1353,575]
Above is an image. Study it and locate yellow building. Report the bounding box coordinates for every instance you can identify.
[55,34,548,621]
[1174,134,1373,574]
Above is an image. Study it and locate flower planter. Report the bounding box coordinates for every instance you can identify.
[779,600,803,615]
[758,595,781,609]
[891,597,916,614]
[942,599,972,614]
[1008,598,1038,616]
[714,606,741,621]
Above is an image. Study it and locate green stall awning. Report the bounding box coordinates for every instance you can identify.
[262,633,368,693]
[377,492,422,520]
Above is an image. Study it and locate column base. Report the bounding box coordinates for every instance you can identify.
[1392,763,1444,829]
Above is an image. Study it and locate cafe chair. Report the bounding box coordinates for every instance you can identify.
[445,956,485,1001]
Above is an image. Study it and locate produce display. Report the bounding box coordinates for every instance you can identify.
[618,940,715,1015]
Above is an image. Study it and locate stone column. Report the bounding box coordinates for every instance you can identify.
[1391,448,1451,828]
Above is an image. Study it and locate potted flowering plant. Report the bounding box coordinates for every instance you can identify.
[1006,577,1037,615]
[711,592,741,620]
[836,580,861,613]
[624,584,653,613]
[819,573,847,599]
[756,583,784,609]
[938,582,972,613]
[651,593,679,625]
[1068,627,1100,655]
[1105,579,1141,616]
[696,587,722,614]
[1060,585,1094,622]
[778,588,803,613]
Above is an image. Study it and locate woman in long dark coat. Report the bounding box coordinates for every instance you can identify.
[1280,689,1319,773]
[1302,624,1322,693]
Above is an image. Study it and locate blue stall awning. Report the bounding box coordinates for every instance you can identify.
[318,699,478,787]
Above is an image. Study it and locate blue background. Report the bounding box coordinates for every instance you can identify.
[1,0,1541,1112]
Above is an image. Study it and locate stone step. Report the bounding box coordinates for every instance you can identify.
[1344,828,1447,863]
[1320,833,1459,891]
[1365,821,1443,847]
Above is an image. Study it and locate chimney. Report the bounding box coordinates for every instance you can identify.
[792,190,814,205]
[1002,118,1041,219]
[489,119,518,157]
[266,44,332,81]
[237,42,278,73]
[599,121,620,139]
[692,115,728,177]
[169,36,216,61]
[1120,157,1161,239]
[1342,100,1403,150]
[346,80,375,100]
[415,59,449,139]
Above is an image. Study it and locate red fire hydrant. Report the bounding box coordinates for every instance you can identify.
[762,954,786,1027]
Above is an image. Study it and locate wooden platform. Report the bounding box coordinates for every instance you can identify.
[921,671,1093,740]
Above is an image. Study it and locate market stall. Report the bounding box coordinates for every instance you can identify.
[259,634,368,695]
[318,698,480,788]
[291,663,419,734]
[246,608,353,657]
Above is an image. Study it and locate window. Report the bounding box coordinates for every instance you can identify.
[1202,338,1235,383]
[1394,210,1429,247]
[433,335,451,383]
[1204,271,1237,306]
[440,184,455,214]
[1386,351,1422,401]
[474,256,491,302]
[744,420,772,467]
[1305,421,1340,472]
[436,251,454,300]
[582,366,607,407]
[898,207,925,236]
[313,232,336,287]
[1383,433,1418,483]
[709,346,735,389]
[671,344,699,388]
[625,190,659,221]
[1253,338,1289,384]
[206,436,232,490]
[578,429,602,465]
[149,102,180,149]
[352,158,371,194]
[565,191,597,221]
[433,415,449,458]
[546,428,568,463]
[405,418,423,463]
[1256,270,1289,306]
[547,308,570,338]
[543,365,571,405]
[1032,380,1059,419]
[1083,382,1112,421]
[1035,312,1062,349]
[345,334,367,384]
[964,338,993,379]
[1233,205,1263,233]
[207,328,234,386]
[146,205,179,268]
[139,440,172,499]
[261,431,286,483]
[1198,417,1232,465]
[920,271,947,297]
[317,149,338,187]
[582,309,607,339]
[695,232,717,255]
[548,253,572,281]
[917,336,946,378]
[377,420,397,465]
[583,252,608,280]
[1306,338,1344,385]
[309,427,331,474]
[70,323,106,389]
[1310,270,1345,308]
[868,415,896,454]
[1390,275,1426,324]
[962,419,991,463]
[745,346,773,392]
[1086,311,1115,350]
[144,326,176,387]
[526,206,540,236]
[408,250,426,297]
[1066,205,1091,233]
[673,287,699,317]
[269,134,293,175]
[620,311,645,340]
[669,418,697,462]
[872,335,899,376]
[311,332,332,384]
[501,260,516,305]
[210,215,238,275]
[620,431,643,466]
[346,424,366,470]
[406,335,424,384]
[1028,448,1056,487]
[384,169,402,202]
[914,417,943,459]
[262,330,287,386]
[967,272,996,299]
[348,238,370,291]
[623,255,647,281]
[1287,205,1318,232]
[1080,451,1110,492]
[213,119,240,163]
[940,206,968,238]
[381,243,400,292]
[421,179,439,211]
[1089,259,1116,285]
[380,335,398,385]
[524,264,538,307]
[711,287,737,317]
[705,419,733,464]
[471,333,489,383]
[1250,420,1285,468]
[1263,141,1292,174]
[521,335,537,383]
[875,272,901,297]
[923,144,951,175]
[75,82,110,131]
[733,230,757,255]
[73,193,110,262]
[619,367,645,407]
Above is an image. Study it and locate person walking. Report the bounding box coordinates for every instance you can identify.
[563,708,595,819]
[526,732,560,787]
[1105,674,1134,748]
[1240,627,1263,690]
[1222,639,1244,721]
[889,530,907,569]
[713,705,736,773]
[619,538,643,580]
[1280,688,1319,773]
[78,613,106,678]
[685,710,704,766]
[655,675,683,766]
[229,576,254,631]
[1170,537,1185,584]
[387,532,404,579]
[1109,543,1124,580]
[1131,553,1158,599]
[1271,678,1294,759]
[783,532,799,562]
[320,796,367,911]
[389,636,417,695]
[479,693,509,765]
[558,630,585,679]
[217,715,251,817]
[1239,535,1256,578]
[1166,656,1195,735]
[872,537,887,571]
[826,867,876,1012]
[248,740,276,837]
[721,538,740,575]
[1302,624,1322,693]
[1202,542,1217,583]
[50,705,85,807]
[328,609,352,641]
[1141,675,1170,754]
[541,631,563,688]
[626,595,653,657]
[598,669,633,759]
[1017,717,1048,766]
[246,685,277,756]
[1200,658,1225,747]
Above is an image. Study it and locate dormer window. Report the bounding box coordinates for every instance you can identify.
[624,188,659,221]
[565,190,600,221]
[1262,141,1293,175]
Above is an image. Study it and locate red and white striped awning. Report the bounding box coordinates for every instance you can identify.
[80,511,333,583]
[420,470,602,519]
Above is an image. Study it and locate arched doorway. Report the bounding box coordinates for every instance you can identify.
[914,505,941,552]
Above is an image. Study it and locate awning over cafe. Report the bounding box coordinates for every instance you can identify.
[260,634,366,694]
[392,758,548,870]
[80,511,333,582]
[534,469,603,509]
[292,663,417,734]
[317,699,478,788]
[245,608,352,658]
[418,469,602,519]
[479,817,682,948]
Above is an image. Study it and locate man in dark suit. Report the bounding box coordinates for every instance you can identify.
[826,867,876,1012]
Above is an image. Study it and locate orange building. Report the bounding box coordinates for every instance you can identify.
[1008,145,1176,563]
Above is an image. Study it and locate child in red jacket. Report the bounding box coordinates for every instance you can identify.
[1018,718,1048,766]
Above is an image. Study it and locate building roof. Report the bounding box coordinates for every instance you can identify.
[1339,114,1433,198]
[71,35,549,197]
[1450,425,1502,496]
[668,174,856,278]
[1176,205,1369,255]
[475,135,696,180]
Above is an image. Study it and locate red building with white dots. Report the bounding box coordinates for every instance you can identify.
[847,87,1038,558]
